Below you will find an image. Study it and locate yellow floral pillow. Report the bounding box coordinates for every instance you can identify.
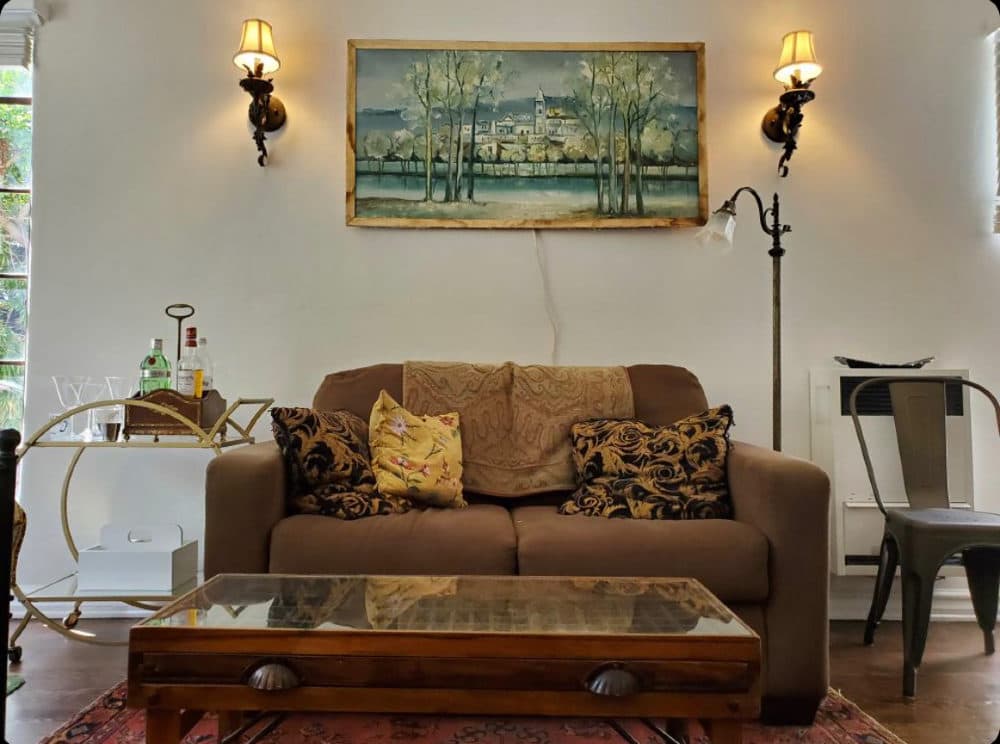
[369,390,466,508]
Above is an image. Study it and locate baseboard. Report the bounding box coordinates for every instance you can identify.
[830,576,975,621]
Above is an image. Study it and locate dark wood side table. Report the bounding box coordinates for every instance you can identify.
[0,428,22,744]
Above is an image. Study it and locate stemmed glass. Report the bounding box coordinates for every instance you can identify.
[77,379,106,442]
[50,376,109,441]
[51,375,87,441]
[94,376,132,442]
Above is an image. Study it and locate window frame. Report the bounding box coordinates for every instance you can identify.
[0,90,31,425]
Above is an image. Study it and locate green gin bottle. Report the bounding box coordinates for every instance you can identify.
[140,338,172,394]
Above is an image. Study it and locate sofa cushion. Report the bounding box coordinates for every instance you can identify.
[269,505,517,575]
[369,390,466,508]
[313,363,403,420]
[560,406,734,520]
[512,505,768,602]
[270,407,411,520]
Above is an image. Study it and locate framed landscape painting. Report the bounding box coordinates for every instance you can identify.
[347,40,707,229]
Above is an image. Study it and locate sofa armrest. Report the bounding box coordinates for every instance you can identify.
[204,441,286,578]
[728,441,831,722]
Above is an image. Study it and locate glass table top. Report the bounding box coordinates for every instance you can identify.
[141,575,754,638]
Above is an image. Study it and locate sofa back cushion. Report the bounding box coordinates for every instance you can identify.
[312,363,710,497]
[314,363,403,420]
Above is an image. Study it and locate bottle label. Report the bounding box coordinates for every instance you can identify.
[141,369,170,379]
[177,369,204,398]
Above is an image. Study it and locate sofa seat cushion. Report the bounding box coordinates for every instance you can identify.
[512,506,769,603]
[269,505,517,575]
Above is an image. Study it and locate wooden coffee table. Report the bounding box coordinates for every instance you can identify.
[128,574,760,743]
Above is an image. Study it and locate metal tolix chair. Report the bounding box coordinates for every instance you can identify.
[850,377,1000,698]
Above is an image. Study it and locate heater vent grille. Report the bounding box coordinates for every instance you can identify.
[839,376,964,417]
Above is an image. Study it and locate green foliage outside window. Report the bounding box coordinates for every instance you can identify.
[0,66,30,432]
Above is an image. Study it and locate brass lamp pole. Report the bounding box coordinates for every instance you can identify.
[697,187,791,451]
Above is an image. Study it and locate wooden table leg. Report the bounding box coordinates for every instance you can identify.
[665,718,689,743]
[146,708,183,744]
[218,711,244,741]
[704,719,741,744]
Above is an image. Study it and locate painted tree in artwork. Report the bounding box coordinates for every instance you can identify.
[363,131,392,176]
[465,53,507,201]
[626,54,677,215]
[641,124,675,179]
[571,54,611,212]
[674,128,699,177]
[610,52,676,215]
[598,52,624,214]
[393,129,415,174]
[401,53,443,200]
[570,51,682,216]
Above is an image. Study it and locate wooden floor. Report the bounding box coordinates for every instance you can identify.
[830,621,999,744]
[4,619,999,743]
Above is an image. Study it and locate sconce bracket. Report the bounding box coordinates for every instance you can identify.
[239,75,287,166]
[761,87,815,177]
[761,88,815,143]
[239,77,286,131]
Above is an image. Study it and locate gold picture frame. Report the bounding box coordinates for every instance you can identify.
[347,40,707,229]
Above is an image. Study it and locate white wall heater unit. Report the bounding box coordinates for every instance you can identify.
[809,368,973,577]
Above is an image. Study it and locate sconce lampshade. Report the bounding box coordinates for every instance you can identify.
[695,203,737,249]
[234,19,280,75]
[773,30,822,87]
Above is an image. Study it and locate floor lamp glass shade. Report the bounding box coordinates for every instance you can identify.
[774,30,821,87]
[695,208,737,249]
[234,19,281,75]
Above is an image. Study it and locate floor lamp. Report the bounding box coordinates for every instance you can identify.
[696,187,791,452]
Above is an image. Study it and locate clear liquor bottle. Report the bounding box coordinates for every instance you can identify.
[176,327,205,398]
[139,338,171,394]
[198,337,214,393]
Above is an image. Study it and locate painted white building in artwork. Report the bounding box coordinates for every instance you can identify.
[457,88,584,161]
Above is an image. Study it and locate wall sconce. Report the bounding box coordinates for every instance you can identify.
[234,19,287,166]
[761,30,822,177]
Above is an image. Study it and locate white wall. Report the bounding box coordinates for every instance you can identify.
[16,0,1000,595]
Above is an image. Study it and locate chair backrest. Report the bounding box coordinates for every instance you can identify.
[849,377,1000,515]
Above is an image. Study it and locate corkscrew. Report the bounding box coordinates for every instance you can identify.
[165,303,195,362]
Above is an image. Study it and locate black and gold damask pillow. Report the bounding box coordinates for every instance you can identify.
[559,405,734,520]
[271,407,410,520]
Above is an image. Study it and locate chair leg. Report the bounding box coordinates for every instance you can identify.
[963,548,1000,655]
[864,535,899,646]
[900,565,936,698]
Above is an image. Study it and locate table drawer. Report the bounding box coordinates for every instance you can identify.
[136,653,754,694]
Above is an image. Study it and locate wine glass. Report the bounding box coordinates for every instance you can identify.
[77,379,106,442]
[96,376,133,442]
[51,375,87,440]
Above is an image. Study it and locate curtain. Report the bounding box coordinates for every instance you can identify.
[0,0,45,68]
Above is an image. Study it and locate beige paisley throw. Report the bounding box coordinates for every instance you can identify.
[403,361,634,497]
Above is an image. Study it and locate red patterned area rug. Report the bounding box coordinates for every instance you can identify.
[41,682,907,744]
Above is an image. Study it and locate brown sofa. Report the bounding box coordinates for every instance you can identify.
[205,363,830,724]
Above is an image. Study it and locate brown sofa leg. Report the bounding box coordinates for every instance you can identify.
[760,695,823,726]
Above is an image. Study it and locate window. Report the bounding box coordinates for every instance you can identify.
[0,66,29,431]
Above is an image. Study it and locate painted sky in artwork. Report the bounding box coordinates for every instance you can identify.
[355,48,698,110]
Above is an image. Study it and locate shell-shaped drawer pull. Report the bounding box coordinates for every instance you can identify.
[247,662,300,691]
[586,663,640,697]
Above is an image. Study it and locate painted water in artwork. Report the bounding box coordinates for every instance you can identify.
[348,43,705,228]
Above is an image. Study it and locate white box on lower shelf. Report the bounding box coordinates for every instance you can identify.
[77,524,198,592]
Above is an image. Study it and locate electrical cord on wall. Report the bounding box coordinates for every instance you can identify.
[533,228,560,365]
